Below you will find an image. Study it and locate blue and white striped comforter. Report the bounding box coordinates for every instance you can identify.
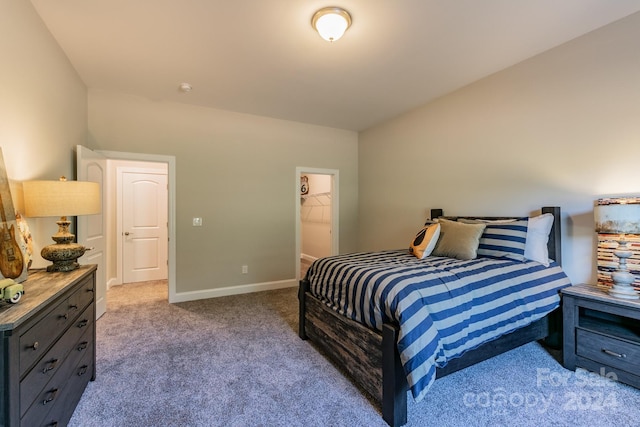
[306,250,572,402]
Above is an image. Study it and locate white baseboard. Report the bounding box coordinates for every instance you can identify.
[169,278,298,303]
[106,277,119,291]
[300,253,318,263]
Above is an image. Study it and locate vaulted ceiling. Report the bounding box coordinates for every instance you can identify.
[31,0,640,131]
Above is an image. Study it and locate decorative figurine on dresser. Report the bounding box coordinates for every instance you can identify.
[0,264,97,427]
[0,278,23,304]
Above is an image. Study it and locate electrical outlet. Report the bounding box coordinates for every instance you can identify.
[242,265,248,274]
[192,217,203,226]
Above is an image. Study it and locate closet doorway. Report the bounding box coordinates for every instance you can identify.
[295,167,339,280]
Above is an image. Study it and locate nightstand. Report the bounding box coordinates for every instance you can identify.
[562,284,640,389]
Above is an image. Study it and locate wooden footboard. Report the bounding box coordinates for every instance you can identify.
[300,279,384,401]
[299,279,561,427]
[298,279,407,426]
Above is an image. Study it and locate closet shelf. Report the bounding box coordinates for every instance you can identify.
[301,192,331,206]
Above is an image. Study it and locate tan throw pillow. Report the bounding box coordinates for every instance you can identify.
[409,223,441,259]
[431,219,486,260]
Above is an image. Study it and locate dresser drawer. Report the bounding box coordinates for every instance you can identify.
[68,274,95,313]
[20,347,94,427]
[20,304,94,417]
[20,327,94,427]
[19,280,94,376]
[576,328,640,374]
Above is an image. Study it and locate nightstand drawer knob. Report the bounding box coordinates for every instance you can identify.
[602,348,626,358]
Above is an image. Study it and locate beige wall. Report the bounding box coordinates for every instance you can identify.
[87,90,358,295]
[0,1,87,269]
[358,12,640,286]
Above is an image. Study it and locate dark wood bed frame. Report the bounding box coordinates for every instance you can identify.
[298,207,563,426]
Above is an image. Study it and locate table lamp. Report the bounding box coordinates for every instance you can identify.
[594,198,640,299]
[22,177,100,272]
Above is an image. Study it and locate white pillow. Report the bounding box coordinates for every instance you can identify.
[524,213,554,266]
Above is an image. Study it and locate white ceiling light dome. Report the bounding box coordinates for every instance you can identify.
[311,7,352,42]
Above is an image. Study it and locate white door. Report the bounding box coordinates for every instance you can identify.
[121,171,168,283]
[76,145,107,319]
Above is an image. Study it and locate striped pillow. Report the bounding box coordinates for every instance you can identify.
[476,219,528,261]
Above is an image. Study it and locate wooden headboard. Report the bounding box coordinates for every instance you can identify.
[430,206,562,265]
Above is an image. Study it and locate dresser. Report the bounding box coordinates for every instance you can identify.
[562,284,640,389]
[0,265,96,427]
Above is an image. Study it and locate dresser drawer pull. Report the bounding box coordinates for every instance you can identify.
[77,319,89,328]
[78,365,89,376]
[43,388,58,405]
[70,303,79,311]
[42,358,59,373]
[47,423,58,427]
[602,348,626,358]
[60,312,69,320]
[30,341,39,350]
[77,341,89,351]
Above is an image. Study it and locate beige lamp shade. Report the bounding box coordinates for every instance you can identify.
[594,197,640,235]
[23,180,100,218]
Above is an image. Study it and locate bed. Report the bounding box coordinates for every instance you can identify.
[298,206,571,426]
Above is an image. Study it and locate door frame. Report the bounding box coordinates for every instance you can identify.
[295,167,339,280]
[97,150,177,303]
[117,166,169,284]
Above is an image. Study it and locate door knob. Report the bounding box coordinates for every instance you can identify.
[124,232,133,236]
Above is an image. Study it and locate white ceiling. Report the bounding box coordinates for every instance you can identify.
[31,0,640,131]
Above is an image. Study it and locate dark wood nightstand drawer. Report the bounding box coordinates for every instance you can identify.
[576,328,640,374]
[563,284,640,391]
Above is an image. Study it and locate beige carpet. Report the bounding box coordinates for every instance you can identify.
[68,281,640,427]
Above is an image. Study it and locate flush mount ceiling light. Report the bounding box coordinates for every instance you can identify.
[179,82,192,93]
[311,7,352,42]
